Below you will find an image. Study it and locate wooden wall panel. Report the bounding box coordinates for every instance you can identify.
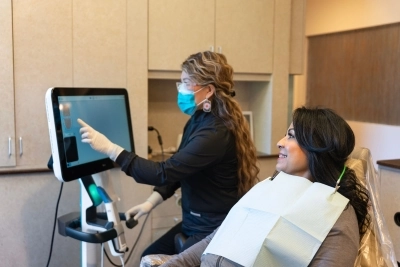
[307,23,400,125]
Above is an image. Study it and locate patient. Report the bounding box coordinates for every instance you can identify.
[154,107,371,267]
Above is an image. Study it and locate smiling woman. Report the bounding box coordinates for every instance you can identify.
[276,123,310,180]
[155,106,371,267]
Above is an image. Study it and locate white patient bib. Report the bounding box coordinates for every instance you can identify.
[203,172,349,267]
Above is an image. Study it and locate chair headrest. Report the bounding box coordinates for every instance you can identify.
[349,147,371,172]
[346,158,367,185]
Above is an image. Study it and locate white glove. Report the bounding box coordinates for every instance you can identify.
[78,118,124,161]
[125,191,163,220]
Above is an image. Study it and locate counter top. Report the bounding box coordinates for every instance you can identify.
[377,159,400,170]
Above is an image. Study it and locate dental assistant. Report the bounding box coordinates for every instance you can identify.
[78,51,260,256]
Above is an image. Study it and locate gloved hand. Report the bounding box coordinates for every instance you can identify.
[77,118,124,161]
[125,191,164,220]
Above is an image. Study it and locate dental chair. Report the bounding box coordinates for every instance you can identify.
[348,147,397,267]
[140,147,398,267]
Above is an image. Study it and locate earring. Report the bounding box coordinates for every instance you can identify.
[203,98,211,112]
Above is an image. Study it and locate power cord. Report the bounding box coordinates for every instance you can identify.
[148,126,164,161]
[46,182,64,267]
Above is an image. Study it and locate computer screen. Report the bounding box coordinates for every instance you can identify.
[45,87,134,182]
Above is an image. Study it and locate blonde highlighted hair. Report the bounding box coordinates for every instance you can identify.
[182,51,259,196]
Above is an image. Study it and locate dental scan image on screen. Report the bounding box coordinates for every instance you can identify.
[60,95,131,167]
[46,87,134,182]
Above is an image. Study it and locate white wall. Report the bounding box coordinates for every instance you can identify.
[293,0,400,164]
[348,121,400,169]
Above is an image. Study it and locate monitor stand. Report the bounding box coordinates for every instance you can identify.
[57,171,137,267]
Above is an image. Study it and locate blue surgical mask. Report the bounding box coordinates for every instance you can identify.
[177,83,205,115]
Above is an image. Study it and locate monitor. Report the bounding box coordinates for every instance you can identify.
[45,87,134,182]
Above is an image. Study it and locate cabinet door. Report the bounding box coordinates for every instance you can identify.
[0,0,15,167]
[149,0,215,71]
[73,0,127,87]
[216,0,274,74]
[13,0,73,168]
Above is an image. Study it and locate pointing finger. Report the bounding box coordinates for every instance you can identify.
[77,118,88,127]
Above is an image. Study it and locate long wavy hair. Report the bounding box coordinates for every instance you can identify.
[292,106,371,237]
[182,51,259,196]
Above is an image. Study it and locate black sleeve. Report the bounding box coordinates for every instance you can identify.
[115,125,231,186]
[154,182,181,200]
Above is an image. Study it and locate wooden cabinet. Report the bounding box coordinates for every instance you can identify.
[215,0,273,74]
[12,0,72,169]
[0,0,65,169]
[0,1,150,266]
[149,0,273,74]
[1,0,149,173]
[0,0,15,167]
[10,0,130,170]
[149,0,215,72]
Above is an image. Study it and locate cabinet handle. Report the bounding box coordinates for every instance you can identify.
[8,137,11,157]
[217,46,222,53]
[210,46,214,52]
[19,137,23,156]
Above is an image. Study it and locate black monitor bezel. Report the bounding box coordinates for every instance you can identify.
[48,87,134,182]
